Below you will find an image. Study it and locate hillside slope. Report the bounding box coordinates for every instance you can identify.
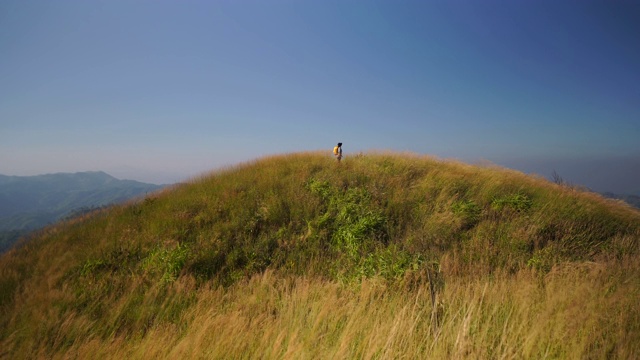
[1,152,638,359]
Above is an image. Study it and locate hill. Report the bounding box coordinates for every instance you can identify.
[1,152,639,358]
[0,171,164,252]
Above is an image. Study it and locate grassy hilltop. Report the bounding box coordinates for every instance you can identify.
[1,152,639,359]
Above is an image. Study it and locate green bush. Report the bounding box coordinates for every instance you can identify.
[143,243,190,283]
[491,193,532,212]
[452,199,481,229]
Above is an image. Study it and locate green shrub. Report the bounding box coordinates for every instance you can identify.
[308,177,424,281]
[452,199,481,229]
[143,243,190,283]
[355,245,424,280]
[491,193,532,212]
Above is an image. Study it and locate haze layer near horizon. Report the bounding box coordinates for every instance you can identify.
[1,1,638,192]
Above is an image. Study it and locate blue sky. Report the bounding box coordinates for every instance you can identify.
[1,1,639,193]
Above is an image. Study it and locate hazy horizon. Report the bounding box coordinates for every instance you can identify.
[2,1,638,193]
[1,152,638,196]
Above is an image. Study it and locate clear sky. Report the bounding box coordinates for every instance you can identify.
[1,1,639,193]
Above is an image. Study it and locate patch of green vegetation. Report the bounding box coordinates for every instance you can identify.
[491,193,533,212]
[78,246,144,279]
[354,245,424,280]
[308,178,421,282]
[527,246,557,272]
[452,199,482,229]
[143,243,190,283]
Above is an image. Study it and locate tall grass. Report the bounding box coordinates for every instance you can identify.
[18,257,638,359]
[1,151,638,358]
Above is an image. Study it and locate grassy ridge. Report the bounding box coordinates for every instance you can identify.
[1,152,639,358]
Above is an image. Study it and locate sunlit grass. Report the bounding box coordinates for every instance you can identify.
[1,151,638,358]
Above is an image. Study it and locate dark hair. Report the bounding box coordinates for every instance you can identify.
[337,142,342,147]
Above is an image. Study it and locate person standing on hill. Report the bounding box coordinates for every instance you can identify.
[333,142,343,162]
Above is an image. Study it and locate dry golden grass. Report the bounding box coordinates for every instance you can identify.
[1,151,639,359]
[32,255,639,359]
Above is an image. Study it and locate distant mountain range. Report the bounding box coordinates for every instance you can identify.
[601,192,640,209]
[0,171,164,252]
